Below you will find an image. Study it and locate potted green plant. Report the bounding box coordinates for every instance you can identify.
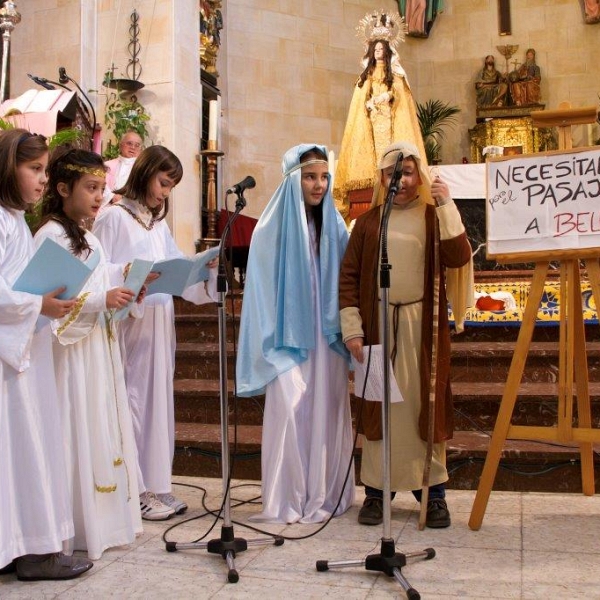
[101,72,150,160]
[416,99,460,164]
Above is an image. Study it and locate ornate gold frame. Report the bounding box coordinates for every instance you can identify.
[469,116,556,163]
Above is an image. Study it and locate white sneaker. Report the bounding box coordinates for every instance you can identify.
[139,491,175,521]
[157,493,188,515]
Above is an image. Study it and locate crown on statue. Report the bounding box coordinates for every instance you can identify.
[356,9,407,52]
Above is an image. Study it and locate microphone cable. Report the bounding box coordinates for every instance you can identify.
[163,190,385,544]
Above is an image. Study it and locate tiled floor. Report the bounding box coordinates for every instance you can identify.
[2,475,599,599]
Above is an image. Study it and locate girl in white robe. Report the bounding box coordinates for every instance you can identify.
[93,146,217,520]
[237,144,355,523]
[34,148,143,559]
[0,129,92,580]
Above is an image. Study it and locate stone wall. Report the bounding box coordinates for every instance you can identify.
[221,0,600,218]
[9,0,202,253]
[7,1,599,233]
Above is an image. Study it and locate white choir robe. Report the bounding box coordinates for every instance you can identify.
[250,220,355,524]
[0,207,73,569]
[101,156,136,209]
[92,199,217,495]
[34,222,142,560]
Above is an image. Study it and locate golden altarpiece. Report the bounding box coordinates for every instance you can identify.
[468,108,557,163]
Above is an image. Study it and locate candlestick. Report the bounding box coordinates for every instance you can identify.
[200,146,224,245]
[208,100,218,142]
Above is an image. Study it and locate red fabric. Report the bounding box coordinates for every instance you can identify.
[218,209,257,247]
[476,296,505,311]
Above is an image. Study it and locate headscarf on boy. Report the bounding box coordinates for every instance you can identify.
[370,140,474,332]
[370,140,433,207]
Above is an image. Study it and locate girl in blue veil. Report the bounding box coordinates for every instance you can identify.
[237,144,355,523]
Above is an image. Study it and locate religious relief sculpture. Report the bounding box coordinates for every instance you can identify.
[397,0,444,37]
[200,0,223,75]
[584,0,600,24]
[475,55,508,109]
[508,48,542,107]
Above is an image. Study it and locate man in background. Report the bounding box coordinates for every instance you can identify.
[102,130,143,208]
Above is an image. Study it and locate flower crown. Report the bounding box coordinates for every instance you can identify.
[64,163,106,178]
[356,9,407,53]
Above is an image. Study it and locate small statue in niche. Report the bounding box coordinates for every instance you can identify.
[475,55,508,109]
[200,0,223,75]
[397,0,444,37]
[508,48,542,106]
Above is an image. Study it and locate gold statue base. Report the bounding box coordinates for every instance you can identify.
[469,114,557,163]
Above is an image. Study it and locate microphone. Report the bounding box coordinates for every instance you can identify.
[58,67,96,150]
[226,175,256,195]
[27,73,56,90]
[383,152,404,214]
[58,67,68,85]
[389,152,404,193]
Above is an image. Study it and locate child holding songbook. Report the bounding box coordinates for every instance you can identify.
[93,145,217,520]
[34,148,143,559]
[0,129,93,580]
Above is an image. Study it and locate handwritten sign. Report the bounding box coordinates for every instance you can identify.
[486,146,600,257]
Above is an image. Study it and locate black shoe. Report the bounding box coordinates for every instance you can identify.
[425,498,451,528]
[16,553,93,581]
[358,496,383,525]
[0,560,16,575]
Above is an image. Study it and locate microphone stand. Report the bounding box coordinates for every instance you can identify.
[27,74,71,91]
[165,190,283,583]
[59,68,96,150]
[316,153,435,599]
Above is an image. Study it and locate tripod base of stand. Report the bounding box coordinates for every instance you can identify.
[166,526,284,583]
[316,538,435,600]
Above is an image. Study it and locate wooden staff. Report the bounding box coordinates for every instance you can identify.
[418,214,440,530]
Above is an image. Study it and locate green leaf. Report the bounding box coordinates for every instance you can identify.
[416,99,460,163]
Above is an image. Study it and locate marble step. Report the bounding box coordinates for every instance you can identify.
[174,378,265,425]
[173,292,243,316]
[174,378,600,424]
[175,342,236,379]
[172,424,600,492]
[175,314,242,344]
[173,338,600,381]
[456,323,600,343]
[451,340,600,382]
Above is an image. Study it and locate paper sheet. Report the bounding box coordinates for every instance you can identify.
[13,237,100,300]
[352,344,404,403]
[146,245,220,296]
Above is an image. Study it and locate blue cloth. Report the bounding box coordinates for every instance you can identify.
[236,144,349,397]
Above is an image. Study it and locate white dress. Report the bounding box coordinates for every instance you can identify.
[34,221,142,560]
[251,219,355,524]
[92,199,216,494]
[0,207,73,569]
[101,156,136,209]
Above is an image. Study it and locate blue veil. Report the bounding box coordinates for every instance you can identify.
[236,143,349,397]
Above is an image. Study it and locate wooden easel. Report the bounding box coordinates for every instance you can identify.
[469,103,600,530]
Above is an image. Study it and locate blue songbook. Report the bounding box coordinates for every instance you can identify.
[112,258,154,321]
[146,245,220,296]
[13,237,100,300]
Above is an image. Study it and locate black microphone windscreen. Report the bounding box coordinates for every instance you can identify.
[242,175,256,190]
[58,67,69,84]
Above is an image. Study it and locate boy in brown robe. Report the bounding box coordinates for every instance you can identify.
[339,141,473,527]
